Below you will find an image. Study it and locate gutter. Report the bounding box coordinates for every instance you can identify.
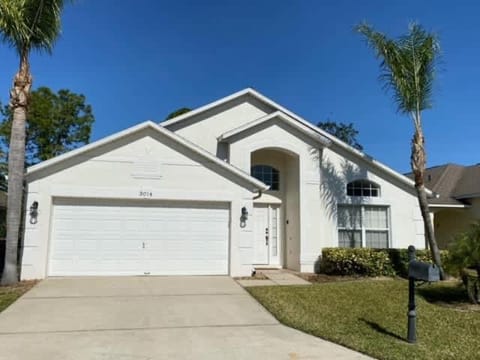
[429,203,470,209]
[253,189,264,200]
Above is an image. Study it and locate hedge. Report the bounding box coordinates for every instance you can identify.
[320,247,449,277]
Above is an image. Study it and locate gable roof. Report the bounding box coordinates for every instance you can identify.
[26,121,269,191]
[162,88,432,196]
[453,165,480,199]
[406,163,480,207]
[218,111,331,146]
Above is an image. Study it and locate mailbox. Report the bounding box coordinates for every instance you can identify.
[408,260,440,282]
[406,245,441,344]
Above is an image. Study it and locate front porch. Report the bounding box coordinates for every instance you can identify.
[250,148,301,272]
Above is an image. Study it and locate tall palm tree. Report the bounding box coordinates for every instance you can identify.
[0,0,67,285]
[356,23,445,279]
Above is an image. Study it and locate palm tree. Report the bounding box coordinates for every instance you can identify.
[0,0,68,285]
[356,23,445,279]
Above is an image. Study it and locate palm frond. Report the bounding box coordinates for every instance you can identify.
[0,0,27,50]
[356,22,440,115]
[0,0,68,55]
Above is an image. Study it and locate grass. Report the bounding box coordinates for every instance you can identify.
[247,279,480,360]
[0,280,37,313]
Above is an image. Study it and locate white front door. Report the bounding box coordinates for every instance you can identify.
[253,205,281,266]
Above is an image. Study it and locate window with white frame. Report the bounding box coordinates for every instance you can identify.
[347,180,380,197]
[337,205,389,248]
[251,165,280,191]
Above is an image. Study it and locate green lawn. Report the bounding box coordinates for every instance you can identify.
[0,281,37,313]
[247,279,480,360]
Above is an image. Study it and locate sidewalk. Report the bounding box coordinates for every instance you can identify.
[236,269,311,287]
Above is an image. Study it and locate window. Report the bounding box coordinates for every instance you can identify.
[251,165,279,191]
[271,207,278,256]
[337,205,389,248]
[347,180,380,197]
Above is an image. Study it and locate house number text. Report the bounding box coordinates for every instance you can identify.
[139,190,153,198]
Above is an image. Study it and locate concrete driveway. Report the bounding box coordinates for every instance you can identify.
[0,276,369,359]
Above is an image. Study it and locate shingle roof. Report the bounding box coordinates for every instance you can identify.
[406,163,480,206]
[452,165,480,199]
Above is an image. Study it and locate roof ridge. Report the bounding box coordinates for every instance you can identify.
[218,111,331,146]
[424,162,462,171]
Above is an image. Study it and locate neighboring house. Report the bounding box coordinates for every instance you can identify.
[407,163,480,249]
[21,89,429,279]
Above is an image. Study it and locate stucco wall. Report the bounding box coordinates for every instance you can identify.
[22,128,257,279]
[285,156,301,271]
[166,94,273,156]
[320,146,425,250]
[227,120,325,272]
[434,198,480,249]
[195,111,426,272]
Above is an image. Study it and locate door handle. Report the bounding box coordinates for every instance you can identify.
[265,228,269,246]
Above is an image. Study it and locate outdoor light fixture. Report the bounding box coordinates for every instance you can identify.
[29,201,39,224]
[241,206,248,220]
[240,206,249,227]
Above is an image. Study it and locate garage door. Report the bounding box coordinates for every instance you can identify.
[48,200,230,276]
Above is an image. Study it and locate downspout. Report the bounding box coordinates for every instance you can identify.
[251,189,262,277]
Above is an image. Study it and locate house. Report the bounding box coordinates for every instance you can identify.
[20,88,429,279]
[411,163,480,249]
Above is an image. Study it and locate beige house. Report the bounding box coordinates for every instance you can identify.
[411,164,480,249]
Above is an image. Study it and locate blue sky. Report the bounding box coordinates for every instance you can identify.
[0,0,478,173]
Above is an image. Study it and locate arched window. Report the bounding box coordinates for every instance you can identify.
[347,180,380,197]
[251,165,279,191]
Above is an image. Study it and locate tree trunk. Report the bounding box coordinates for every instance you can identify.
[410,127,445,280]
[1,52,31,285]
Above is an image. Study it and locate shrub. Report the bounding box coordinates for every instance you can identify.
[320,248,395,277]
[320,247,448,278]
[385,248,433,278]
[445,222,480,304]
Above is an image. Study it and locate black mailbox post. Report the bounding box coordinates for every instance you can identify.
[407,245,440,343]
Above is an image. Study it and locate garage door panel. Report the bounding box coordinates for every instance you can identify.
[49,201,229,276]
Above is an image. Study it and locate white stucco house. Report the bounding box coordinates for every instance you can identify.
[21,88,429,279]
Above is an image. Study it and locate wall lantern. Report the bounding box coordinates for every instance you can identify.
[240,206,249,227]
[29,201,39,224]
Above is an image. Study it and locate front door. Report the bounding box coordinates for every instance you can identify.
[253,205,281,266]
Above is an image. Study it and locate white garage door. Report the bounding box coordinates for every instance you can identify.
[48,200,230,276]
